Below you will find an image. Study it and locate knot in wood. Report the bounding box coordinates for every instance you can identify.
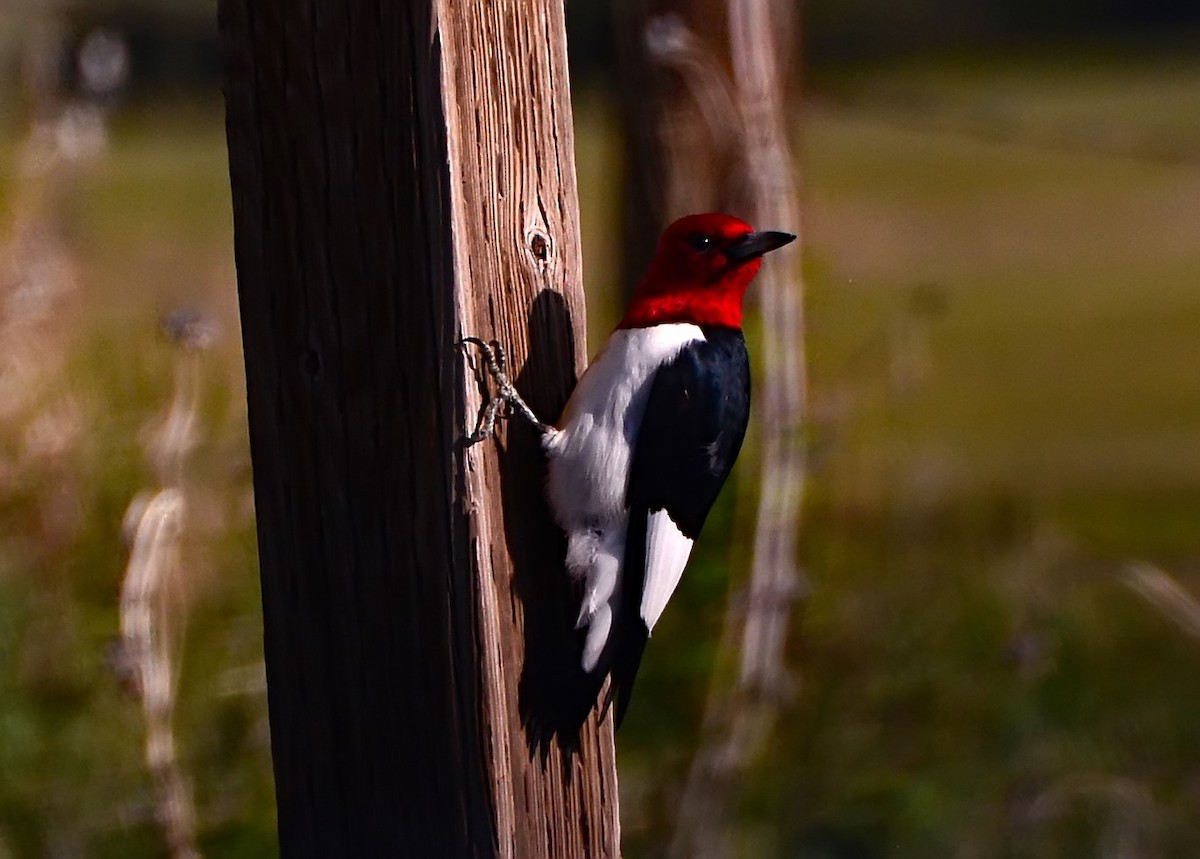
[527,230,550,264]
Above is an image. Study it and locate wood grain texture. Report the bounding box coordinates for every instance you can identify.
[438,0,620,856]
[220,0,619,854]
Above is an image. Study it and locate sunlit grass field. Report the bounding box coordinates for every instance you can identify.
[769,79,1200,854]
[3,47,1200,856]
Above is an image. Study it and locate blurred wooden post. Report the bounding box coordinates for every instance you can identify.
[219,1,619,856]
[611,0,732,297]
[612,0,805,855]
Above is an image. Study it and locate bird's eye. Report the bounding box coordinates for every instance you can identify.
[686,233,715,252]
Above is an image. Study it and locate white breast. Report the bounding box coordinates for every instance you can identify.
[544,323,705,530]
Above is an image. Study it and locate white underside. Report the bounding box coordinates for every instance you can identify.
[544,324,704,671]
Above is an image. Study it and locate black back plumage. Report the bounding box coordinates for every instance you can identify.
[608,326,752,726]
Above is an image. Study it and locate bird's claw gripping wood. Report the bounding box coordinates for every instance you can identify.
[458,337,552,444]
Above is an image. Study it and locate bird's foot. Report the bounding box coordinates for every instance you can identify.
[458,337,552,444]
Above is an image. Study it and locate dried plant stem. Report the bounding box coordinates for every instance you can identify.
[120,488,199,859]
[1124,562,1200,640]
[1029,774,1161,859]
[731,0,807,701]
[118,346,205,859]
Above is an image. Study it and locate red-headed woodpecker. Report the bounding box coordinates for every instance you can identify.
[462,212,795,731]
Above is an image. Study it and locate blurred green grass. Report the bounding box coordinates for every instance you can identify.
[1,48,1199,857]
[802,67,1200,548]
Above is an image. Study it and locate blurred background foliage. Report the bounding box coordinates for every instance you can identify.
[1,0,1200,857]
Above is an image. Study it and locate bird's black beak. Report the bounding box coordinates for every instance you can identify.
[725,230,797,263]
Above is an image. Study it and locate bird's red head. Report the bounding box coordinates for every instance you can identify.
[618,213,795,330]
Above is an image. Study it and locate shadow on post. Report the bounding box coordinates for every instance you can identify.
[494,290,607,764]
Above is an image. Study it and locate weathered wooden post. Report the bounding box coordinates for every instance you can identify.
[219,1,620,855]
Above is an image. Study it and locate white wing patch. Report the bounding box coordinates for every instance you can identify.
[639,509,695,632]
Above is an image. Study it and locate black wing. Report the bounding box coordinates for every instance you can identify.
[608,326,751,726]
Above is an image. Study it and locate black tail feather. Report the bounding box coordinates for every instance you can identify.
[608,620,649,730]
[520,623,609,755]
[522,613,650,751]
